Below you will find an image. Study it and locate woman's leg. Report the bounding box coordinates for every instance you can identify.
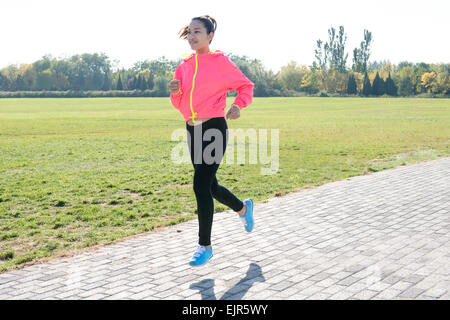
[210,176,244,213]
[193,162,220,246]
[186,119,220,247]
[208,117,244,212]
[186,117,244,246]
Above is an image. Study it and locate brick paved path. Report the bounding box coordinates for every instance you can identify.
[0,157,449,300]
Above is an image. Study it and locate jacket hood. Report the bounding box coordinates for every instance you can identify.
[182,49,224,62]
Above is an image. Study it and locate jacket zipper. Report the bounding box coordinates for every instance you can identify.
[189,53,198,124]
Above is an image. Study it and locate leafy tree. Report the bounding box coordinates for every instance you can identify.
[35,69,56,91]
[385,72,397,96]
[421,72,436,93]
[313,69,347,94]
[398,66,415,96]
[329,26,348,72]
[300,71,320,94]
[147,72,154,90]
[313,26,348,72]
[0,72,10,91]
[347,73,357,94]
[65,53,112,90]
[134,56,176,77]
[125,76,134,90]
[54,72,70,91]
[371,72,385,96]
[14,74,25,91]
[140,74,148,90]
[52,60,71,90]
[19,64,36,91]
[433,64,449,94]
[102,74,111,91]
[397,61,413,70]
[1,65,20,91]
[369,60,392,72]
[116,74,123,90]
[32,55,53,73]
[247,59,272,96]
[399,76,413,96]
[352,30,372,74]
[136,74,143,90]
[362,72,372,96]
[312,39,327,71]
[277,61,307,91]
[154,75,169,96]
[414,62,431,93]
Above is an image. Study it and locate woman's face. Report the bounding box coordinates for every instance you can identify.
[187,20,213,51]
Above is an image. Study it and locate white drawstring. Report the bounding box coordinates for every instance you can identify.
[193,245,207,258]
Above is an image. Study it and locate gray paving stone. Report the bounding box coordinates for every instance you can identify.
[423,287,447,298]
[403,274,426,284]
[391,281,414,292]
[351,290,379,300]
[328,290,356,300]
[338,276,362,287]
[270,281,295,291]
[373,288,402,300]
[399,287,425,298]
[383,275,403,285]
[81,293,108,300]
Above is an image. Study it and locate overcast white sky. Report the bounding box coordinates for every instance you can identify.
[1,0,449,73]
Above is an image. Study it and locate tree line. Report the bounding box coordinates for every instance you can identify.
[0,26,448,98]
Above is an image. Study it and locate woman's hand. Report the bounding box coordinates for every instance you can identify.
[226,105,240,120]
[169,79,181,94]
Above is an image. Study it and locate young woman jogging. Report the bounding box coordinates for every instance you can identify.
[168,15,255,267]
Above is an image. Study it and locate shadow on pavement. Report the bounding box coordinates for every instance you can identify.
[189,262,265,300]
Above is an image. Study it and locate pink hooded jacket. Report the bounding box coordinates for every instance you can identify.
[170,50,254,123]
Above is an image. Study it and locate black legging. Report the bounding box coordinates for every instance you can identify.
[186,117,244,246]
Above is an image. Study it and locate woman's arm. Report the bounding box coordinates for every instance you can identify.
[170,66,183,110]
[221,56,254,110]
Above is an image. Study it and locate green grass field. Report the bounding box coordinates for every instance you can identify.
[0,97,449,272]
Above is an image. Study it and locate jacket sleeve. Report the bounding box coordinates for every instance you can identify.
[221,56,254,110]
[170,66,183,110]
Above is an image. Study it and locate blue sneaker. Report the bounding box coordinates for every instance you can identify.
[189,245,213,267]
[239,198,254,232]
